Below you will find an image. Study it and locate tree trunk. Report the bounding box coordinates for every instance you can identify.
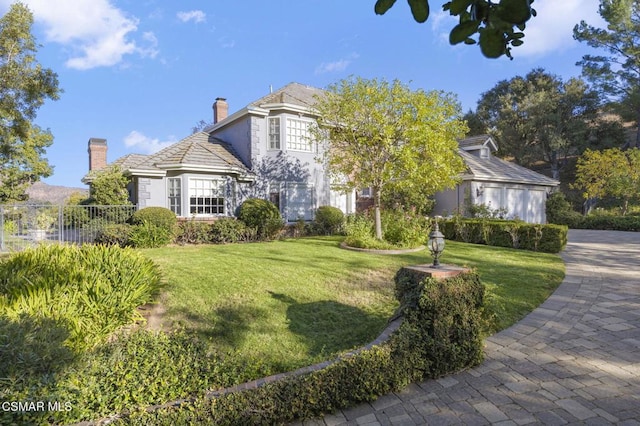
[550,151,559,180]
[373,187,382,240]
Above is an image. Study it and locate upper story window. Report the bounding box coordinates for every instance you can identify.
[268,117,280,150]
[480,147,490,159]
[286,118,313,152]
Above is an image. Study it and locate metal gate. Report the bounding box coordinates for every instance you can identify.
[0,204,136,253]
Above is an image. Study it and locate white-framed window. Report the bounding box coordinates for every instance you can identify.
[268,117,280,150]
[286,118,313,152]
[360,187,372,198]
[189,178,224,215]
[167,177,181,216]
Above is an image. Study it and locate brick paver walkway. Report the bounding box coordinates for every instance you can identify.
[303,230,640,425]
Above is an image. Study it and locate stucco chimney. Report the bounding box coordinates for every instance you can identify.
[88,138,107,171]
[213,97,228,124]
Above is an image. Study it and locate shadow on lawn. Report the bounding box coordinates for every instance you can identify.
[270,292,388,357]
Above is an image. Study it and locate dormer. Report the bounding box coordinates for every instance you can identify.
[459,134,498,159]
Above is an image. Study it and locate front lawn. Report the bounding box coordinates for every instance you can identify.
[143,236,565,372]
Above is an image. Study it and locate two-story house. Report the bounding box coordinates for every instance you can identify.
[83,83,356,221]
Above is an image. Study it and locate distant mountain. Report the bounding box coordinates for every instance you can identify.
[26,182,89,204]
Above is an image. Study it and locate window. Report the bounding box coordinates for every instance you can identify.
[360,187,372,198]
[189,178,224,215]
[167,177,181,216]
[286,118,313,152]
[268,117,280,149]
[480,147,489,159]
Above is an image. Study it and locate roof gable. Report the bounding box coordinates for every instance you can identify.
[459,134,498,152]
[249,82,325,110]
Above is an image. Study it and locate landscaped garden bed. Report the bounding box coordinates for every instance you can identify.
[0,237,564,424]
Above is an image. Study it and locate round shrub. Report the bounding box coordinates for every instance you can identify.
[237,198,283,240]
[130,207,177,231]
[314,206,344,235]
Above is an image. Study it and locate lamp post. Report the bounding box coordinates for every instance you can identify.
[428,220,445,268]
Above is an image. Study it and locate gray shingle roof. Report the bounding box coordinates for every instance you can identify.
[459,134,497,151]
[112,132,249,174]
[249,82,325,109]
[459,149,558,186]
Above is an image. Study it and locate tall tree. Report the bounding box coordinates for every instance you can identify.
[311,77,467,239]
[374,0,537,59]
[474,68,623,179]
[0,2,61,203]
[573,148,640,214]
[574,0,640,148]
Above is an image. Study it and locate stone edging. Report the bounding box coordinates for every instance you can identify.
[86,316,404,425]
[339,242,425,255]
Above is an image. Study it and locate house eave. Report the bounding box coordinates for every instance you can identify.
[204,106,269,132]
[126,168,167,177]
[461,174,559,187]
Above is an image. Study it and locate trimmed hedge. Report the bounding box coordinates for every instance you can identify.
[552,213,640,231]
[440,218,567,253]
[113,270,485,425]
[314,206,345,235]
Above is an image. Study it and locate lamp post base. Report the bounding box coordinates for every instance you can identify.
[401,264,470,280]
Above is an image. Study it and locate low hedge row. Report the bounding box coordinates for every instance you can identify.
[440,218,568,253]
[551,213,640,231]
[114,270,485,425]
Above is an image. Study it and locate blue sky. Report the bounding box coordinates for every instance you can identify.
[0,0,605,189]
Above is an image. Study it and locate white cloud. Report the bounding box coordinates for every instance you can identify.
[315,53,360,74]
[124,131,176,154]
[3,0,156,70]
[516,0,605,57]
[177,10,206,24]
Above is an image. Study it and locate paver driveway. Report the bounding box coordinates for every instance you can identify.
[307,230,640,425]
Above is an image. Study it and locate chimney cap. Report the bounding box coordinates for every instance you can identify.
[215,97,227,102]
[88,137,107,146]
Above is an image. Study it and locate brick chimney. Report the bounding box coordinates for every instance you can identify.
[213,97,228,124]
[88,138,107,171]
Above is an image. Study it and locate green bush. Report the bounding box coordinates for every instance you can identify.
[129,221,173,248]
[130,207,177,232]
[174,219,211,245]
[441,217,568,253]
[210,217,255,243]
[314,206,345,235]
[94,223,133,247]
[3,219,17,234]
[382,209,428,248]
[0,244,162,351]
[112,271,485,425]
[237,198,283,240]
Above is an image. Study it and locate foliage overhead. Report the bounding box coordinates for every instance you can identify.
[573,147,640,215]
[0,3,61,203]
[374,0,536,59]
[473,68,624,179]
[88,165,131,205]
[574,0,640,148]
[311,76,466,239]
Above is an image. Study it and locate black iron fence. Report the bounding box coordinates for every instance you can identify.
[0,205,137,252]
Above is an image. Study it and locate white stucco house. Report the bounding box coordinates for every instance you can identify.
[432,135,560,223]
[83,83,355,221]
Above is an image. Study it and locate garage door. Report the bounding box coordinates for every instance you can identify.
[528,190,545,224]
[505,188,526,221]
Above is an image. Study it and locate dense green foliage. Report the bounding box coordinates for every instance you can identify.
[209,217,255,243]
[130,207,178,231]
[472,68,623,179]
[374,0,537,59]
[343,210,430,249]
[0,245,162,351]
[440,217,567,253]
[128,222,173,248]
[87,166,131,206]
[237,198,284,239]
[574,0,640,149]
[0,3,61,203]
[314,206,345,235]
[573,148,640,215]
[94,223,134,247]
[311,76,466,239]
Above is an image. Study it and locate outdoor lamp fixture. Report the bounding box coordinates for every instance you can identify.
[428,220,445,268]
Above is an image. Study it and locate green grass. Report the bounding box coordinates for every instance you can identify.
[143,237,565,373]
